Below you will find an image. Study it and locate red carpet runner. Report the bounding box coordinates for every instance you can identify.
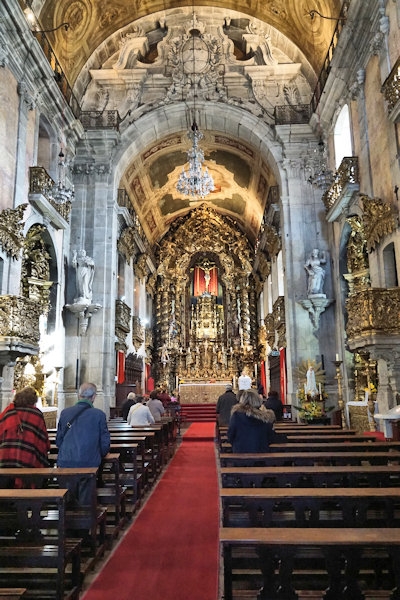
[82,422,219,600]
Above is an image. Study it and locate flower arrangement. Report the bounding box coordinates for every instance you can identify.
[294,389,328,421]
[364,382,377,395]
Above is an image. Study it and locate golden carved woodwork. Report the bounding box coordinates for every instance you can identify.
[263,223,281,257]
[153,204,255,385]
[343,216,370,295]
[134,254,148,280]
[21,226,52,307]
[381,55,400,116]
[346,287,400,341]
[132,315,145,346]
[322,157,359,212]
[272,295,286,348]
[0,295,41,345]
[0,204,27,258]
[115,299,131,348]
[118,227,137,262]
[29,167,72,222]
[361,195,397,252]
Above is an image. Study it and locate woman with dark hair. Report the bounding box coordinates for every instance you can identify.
[227,388,275,453]
[0,386,50,469]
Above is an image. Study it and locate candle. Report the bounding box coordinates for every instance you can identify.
[335,353,339,361]
[304,383,307,396]
[319,382,321,396]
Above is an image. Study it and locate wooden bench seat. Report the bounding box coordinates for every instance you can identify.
[0,489,81,600]
[220,487,400,527]
[220,464,400,489]
[220,527,400,600]
[219,451,400,467]
[0,589,26,600]
[0,467,107,568]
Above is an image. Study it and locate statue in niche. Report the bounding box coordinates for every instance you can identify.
[72,249,95,304]
[304,249,326,297]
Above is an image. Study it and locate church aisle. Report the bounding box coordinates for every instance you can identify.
[82,423,219,600]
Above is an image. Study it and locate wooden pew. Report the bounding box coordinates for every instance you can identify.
[0,467,107,569]
[220,487,400,528]
[220,527,400,600]
[219,450,400,467]
[0,489,81,600]
[220,440,400,454]
[0,590,26,599]
[220,464,400,489]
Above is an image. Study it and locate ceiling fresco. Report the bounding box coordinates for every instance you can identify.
[25,0,343,244]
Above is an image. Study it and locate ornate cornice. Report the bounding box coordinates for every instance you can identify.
[361,195,397,252]
[133,254,148,281]
[346,288,400,343]
[0,204,27,258]
[117,227,137,262]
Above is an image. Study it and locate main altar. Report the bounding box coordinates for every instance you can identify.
[179,381,231,404]
[151,212,265,394]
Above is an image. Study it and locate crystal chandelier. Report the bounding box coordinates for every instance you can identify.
[305,137,334,189]
[176,121,214,198]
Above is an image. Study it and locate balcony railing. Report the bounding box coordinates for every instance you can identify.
[321,157,360,215]
[381,56,400,119]
[29,167,72,224]
[32,31,80,119]
[80,111,121,131]
[346,287,400,342]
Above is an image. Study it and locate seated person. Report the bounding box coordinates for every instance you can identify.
[127,396,155,426]
[228,389,275,453]
[263,390,283,421]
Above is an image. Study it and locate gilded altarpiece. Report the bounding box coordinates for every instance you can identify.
[152,205,258,397]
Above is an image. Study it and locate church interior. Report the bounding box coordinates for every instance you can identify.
[1,0,400,432]
[1,0,400,598]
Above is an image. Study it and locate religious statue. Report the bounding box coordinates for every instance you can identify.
[72,249,95,304]
[161,343,169,365]
[305,365,318,397]
[304,249,326,296]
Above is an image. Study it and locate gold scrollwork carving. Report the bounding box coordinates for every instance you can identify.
[0,204,27,258]
[21,226,52,307]
[346,288,400,341]
[264,223,281,257]
[118,227,137,262]
[0,295,41,345]
[361,195,397,252]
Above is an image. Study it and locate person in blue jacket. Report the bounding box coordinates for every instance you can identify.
[227,388,275,453]
[56,382,110,503]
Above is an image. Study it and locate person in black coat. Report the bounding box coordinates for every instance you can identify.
[216,384,238,426]
[263,390,283,421]
[121,390,136,421]
[228,389,275,453]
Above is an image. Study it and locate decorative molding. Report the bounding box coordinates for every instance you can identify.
[0,204,27,258]
[361,195,397,252]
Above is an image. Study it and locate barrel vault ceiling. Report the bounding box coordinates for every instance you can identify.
[28,0,342,245]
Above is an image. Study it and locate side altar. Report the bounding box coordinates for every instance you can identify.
[179,380,231,404]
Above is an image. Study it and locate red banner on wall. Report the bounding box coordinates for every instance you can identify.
[279,348,287,404]
[117,351,125,384]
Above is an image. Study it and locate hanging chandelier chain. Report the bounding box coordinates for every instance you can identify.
[176,6,214,199]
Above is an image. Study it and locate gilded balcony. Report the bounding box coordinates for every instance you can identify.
[29,167,71,227]
[0,295,41,361]
[381,56,400,121]
[346,287,400,348]
[322,157,360,221]
[115,300,131,347]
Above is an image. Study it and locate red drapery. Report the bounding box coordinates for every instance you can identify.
[117,351,125,384]
[260,360,267,396]
[193,266,218,296]
[279,348,287,404]
[147,369,154,393]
